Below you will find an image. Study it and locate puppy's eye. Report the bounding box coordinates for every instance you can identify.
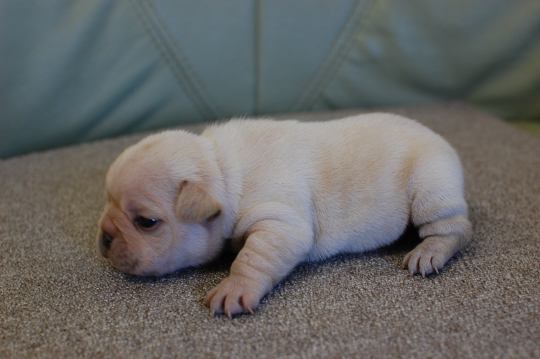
[134,216,159,229]
[207,210,221,221]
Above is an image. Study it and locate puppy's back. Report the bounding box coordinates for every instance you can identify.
[203,115,468,261]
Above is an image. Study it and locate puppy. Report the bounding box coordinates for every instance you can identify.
[97,113,472,317]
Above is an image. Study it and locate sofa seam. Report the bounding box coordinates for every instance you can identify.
[292,0,377,111]
[130,0,220,121]
[253,0,263,115]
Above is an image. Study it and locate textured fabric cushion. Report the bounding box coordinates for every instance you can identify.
[1,1,540,158]
[1,102,539,358]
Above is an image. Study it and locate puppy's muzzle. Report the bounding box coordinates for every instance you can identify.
[99,231,113,256]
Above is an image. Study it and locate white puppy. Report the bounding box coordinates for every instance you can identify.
[97,114,472,317]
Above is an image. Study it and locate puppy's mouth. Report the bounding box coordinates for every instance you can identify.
[97,230,139,272]
[98,231,113,258]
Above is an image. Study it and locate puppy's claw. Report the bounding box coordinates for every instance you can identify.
[435,267,440,275]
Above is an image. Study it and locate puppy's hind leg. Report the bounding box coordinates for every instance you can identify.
[402,153,473,277]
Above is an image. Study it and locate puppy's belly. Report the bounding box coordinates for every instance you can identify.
[306,205,409,261]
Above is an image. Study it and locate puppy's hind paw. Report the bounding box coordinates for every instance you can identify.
[402,237,453,277]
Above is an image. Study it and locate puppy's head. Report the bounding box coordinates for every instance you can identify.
[97,130,225,276]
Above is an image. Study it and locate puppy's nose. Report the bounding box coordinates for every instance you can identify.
[101,231,114,250]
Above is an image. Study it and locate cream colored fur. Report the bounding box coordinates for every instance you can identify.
[97,113,472,317]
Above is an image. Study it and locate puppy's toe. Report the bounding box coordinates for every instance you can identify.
[239,292,259,314]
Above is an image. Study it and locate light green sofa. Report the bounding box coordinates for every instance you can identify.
[1,0,540,158]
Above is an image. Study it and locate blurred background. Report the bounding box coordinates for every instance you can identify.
[1,0,539,158]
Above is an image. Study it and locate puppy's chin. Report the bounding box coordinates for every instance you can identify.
[97,227,221,277]
[108,247,210,277]
[106,244,184,277]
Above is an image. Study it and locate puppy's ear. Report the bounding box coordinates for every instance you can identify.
[175,180,222,223]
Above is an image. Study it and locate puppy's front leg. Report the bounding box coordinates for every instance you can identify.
[204,217,312,317]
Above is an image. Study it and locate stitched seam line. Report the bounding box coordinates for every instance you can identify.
[292,0,377,111]
[130,0,220,120]
[253,0,263,115]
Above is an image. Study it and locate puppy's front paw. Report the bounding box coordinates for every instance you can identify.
[204,275,266,318]
[402,237,454,277]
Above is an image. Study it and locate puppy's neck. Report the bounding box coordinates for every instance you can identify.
[203,131,243,241]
